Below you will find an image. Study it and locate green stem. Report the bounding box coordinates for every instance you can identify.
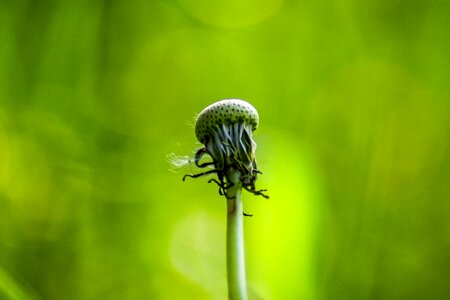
[226,170,248,300]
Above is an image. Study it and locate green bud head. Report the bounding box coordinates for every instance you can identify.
[195,99,259,144]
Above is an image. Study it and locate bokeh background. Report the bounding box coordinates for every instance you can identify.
[1,1,449,299]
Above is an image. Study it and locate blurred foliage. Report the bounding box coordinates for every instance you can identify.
[1,0,449,299]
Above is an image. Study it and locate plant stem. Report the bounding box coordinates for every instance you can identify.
[226,170,248,300]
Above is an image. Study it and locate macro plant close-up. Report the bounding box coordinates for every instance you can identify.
[181,99,268,299]
[1,1,450,300]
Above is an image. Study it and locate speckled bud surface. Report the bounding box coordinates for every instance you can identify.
[195,99,259,144]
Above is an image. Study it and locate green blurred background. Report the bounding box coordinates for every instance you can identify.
[1,0,449,299]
